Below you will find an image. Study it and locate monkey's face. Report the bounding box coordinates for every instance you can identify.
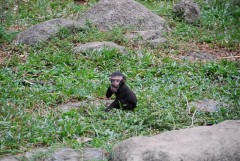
[110,76,123,88]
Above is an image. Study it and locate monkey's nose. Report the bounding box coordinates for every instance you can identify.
[112,83,118,88]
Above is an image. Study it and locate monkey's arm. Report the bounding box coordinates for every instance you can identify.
[106,86,113,98]
[104,100,119,112]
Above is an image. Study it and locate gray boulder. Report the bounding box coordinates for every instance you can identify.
[15,18,83,46]
[111,120,240,161]
[173,0,200,23]
[77,0,169,31]
[73,41,128,54]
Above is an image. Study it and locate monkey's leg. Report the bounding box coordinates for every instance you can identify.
[120,99,134,110]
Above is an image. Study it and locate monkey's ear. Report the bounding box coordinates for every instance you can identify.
[123,75,126,82]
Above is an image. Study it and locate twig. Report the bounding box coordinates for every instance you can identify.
[182,92,190,114]
[190,108,198,128]
[23,79,34,85]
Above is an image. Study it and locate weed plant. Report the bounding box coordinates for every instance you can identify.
[0,0,239,156]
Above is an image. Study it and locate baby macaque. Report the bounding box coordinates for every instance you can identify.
[105,71,137,112]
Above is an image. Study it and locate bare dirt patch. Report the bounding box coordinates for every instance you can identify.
[174,42,240,61]
[0,147,108,161]
[188,99,226,113]
[0,52,7,64]
[0,45,9,65]
[58,98,113,112]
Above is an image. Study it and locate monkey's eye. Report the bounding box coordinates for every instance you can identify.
[110,79,121,83]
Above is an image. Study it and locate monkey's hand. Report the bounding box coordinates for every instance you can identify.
[110,85,118,93]
[104,106,112,112]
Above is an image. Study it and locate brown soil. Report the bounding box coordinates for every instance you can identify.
[175,42,240,61]
[0,44,9,65]
[74,0,88,5]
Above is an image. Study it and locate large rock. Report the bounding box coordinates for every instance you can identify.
[77,0,169,31]
[173,0,200,23]
[15,18,83,46]
[111,120,240,161]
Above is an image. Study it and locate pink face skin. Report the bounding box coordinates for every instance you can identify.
[110,76,123,88]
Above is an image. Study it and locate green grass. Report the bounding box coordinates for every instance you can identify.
[0,0,240,157]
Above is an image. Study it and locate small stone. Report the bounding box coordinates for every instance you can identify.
[73,41,128,54]
[173,0,201,23]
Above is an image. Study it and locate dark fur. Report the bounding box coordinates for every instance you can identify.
[105,72,137,112]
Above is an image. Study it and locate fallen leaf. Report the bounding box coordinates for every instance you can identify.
[76,137,93,144]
